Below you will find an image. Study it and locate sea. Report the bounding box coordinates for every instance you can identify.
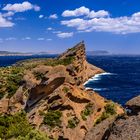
[0,55,140,105]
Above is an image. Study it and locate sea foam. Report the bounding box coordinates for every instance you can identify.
[84,72,113,85]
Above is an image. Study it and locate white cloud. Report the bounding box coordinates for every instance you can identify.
[0,2,39,28]
[2,11,14,17]
[47,27,53,31]
[39,15,44,19]
[61,10,140,34]
[57,32,73,38]
[62,6,109,18]
[62,6,90,17]
[37,38,45,41]
[2,1,40,13]
[49,14,58,19]
[0,14,14,27]
[88,10,109,18]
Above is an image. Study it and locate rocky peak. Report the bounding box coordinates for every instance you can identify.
[58,41,86,61]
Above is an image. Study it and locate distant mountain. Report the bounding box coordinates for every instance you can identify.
[0,51,15,54]
[0,51,33,56]
[86,50,110,56]
[0,51,57,56]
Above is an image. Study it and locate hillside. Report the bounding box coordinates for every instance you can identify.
[0,42,124,140]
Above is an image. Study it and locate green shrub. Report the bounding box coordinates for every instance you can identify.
[33,72,44,80]
[7,84,19,98]
[81,103,94,120]
[0,111,50,140]
[62,87,69,93]
[94,103,117,126]
[45,56,75,66]
[6,67,24,98]
[94,112,109,125]
[0,111,32,139]
[68,117,79,128]
[17,130,50,140]
[43,110,62,128]
[105,103,116,115]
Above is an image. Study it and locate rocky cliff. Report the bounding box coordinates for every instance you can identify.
[106,96,140,140]
[0,42,124,140]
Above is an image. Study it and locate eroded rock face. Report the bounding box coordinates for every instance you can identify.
[108,115,140,140]
[126,95,140,115]
[102,95,140,140]
[126,95,140,107]
[0,42,124,140]
[85,117,116,140]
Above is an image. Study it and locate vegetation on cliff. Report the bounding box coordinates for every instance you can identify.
[43,110,62,128]
[0,42,124,140]
[0,67,24,99]
[94,102,117,125]
[0,111,49,140]
[81,103,94,120]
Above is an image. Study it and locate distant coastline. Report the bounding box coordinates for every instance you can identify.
[0,54,33,56]
[0,51,57,56]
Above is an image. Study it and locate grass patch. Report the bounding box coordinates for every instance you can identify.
[81,103,94,121]
[105,103,117,115]
[62,87,69,93]
[43,110,62,128]
[45,56,75,66]
[67,117,80,129]
[33,72,44,80]
[0,111,31,139]
[16,130,50,140]
[94,112,109,125]
[6,67,24,98]
[0,67,24,99]
[0,111,50,140]
[94,102,117,126]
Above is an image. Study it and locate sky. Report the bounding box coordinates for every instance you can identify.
[0,0,140,54]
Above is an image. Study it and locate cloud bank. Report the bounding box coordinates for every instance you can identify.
[3,1,40,12]
[61,7,140,34]
[0,1,40,28]
[62,6,109,18]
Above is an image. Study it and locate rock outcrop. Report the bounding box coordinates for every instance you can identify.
[104,95,140,140]
[0,42,124,140]
[126,95,140,115]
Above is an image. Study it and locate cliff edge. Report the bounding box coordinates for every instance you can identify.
[0,42,124,140]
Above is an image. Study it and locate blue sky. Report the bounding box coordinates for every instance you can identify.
[0,0,140,54]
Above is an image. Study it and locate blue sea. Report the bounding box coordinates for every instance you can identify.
[0,55,140,105]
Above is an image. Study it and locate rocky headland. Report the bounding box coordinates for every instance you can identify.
[0,42,139,140]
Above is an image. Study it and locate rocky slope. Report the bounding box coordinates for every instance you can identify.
[106,96,140,140]
[85,96,140,140]
[0,42,124,140]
